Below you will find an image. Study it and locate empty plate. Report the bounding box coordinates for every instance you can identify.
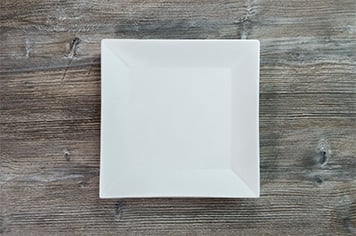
[100,39,260,198]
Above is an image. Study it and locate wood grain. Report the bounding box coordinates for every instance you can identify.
[1,0,355,235]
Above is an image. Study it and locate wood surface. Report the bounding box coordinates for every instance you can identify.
[1,0,355,235]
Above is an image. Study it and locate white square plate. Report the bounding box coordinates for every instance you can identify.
[100,39,259,198]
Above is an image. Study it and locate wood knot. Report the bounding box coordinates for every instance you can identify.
[293,51,302,59]
[115,201,124,219]
[319,151,327,165]
[234,4,257,39]
[67,37,80,59]
[235,6,256,24]
[63,149,70,161]
[304,137,333,185]
[314,138,331,167]
[79,181,89,188]
[313,175,324,186]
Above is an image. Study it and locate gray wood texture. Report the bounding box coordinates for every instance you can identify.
[1,0,355,235]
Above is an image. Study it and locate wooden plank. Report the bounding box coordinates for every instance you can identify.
[1,0,355,235]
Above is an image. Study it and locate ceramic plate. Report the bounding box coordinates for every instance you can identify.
[100,39,259,198]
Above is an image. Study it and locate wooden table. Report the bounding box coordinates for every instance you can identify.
[1,0,355,235]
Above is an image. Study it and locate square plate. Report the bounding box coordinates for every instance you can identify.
[100,39,259,198]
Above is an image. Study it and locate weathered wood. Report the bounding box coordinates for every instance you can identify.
[1,0,355,235]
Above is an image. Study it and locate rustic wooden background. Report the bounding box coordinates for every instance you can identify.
[1,0,355,235]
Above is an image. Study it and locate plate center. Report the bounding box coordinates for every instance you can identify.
[122,67,232,170]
